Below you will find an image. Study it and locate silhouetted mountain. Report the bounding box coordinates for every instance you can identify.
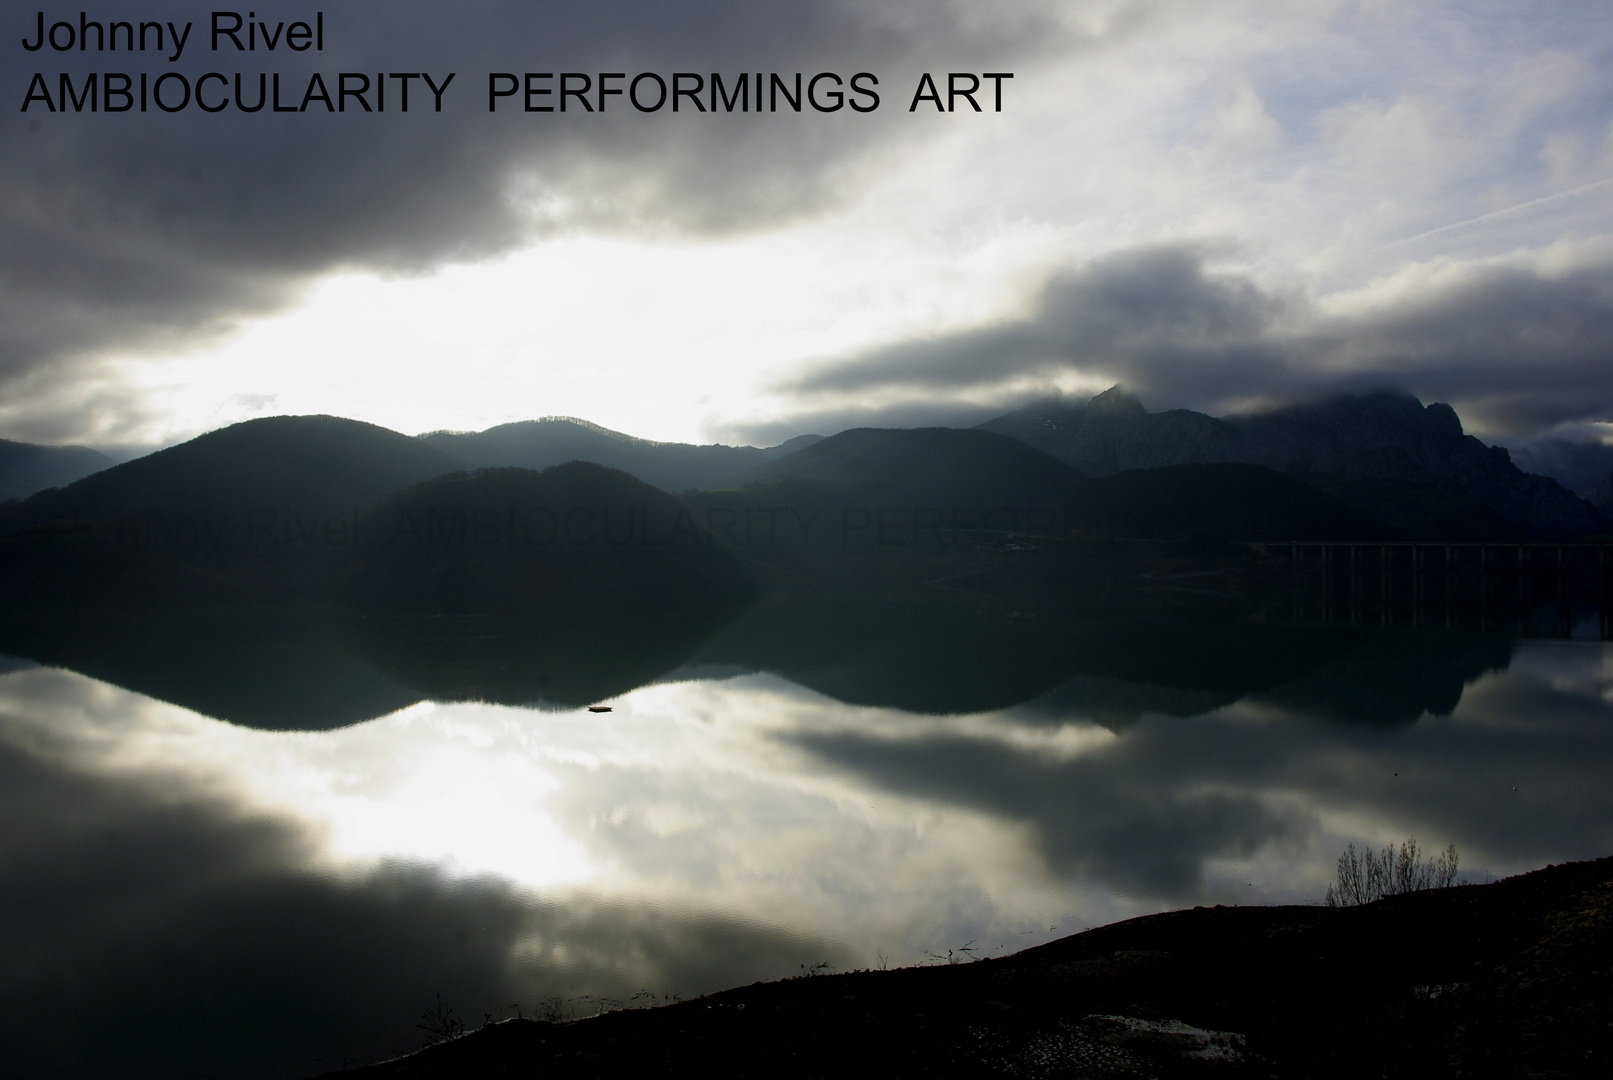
[0,415,459,545]
[677,428,1087,591]
[0,416,466,610]
[0,438,112,502]
[692,432,1380,560]
[979,388,1604,538]
[421,418,821,493]
[1064,463,1394,541]
[352,463,758,616]
[724,426,1083,508]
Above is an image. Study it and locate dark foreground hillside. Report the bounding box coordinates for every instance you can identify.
[328,856,1613,1078]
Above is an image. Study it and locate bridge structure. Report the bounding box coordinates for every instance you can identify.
[1252,540,1613,638]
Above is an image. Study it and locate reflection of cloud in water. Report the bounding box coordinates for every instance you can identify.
[1,643,1612,1075]
[788,643,1613,901]
[0,670,592,887]
[0,673,843,1078]
[789,726,1299,898]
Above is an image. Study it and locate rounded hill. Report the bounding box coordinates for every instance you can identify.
[2,415,460,531]
[353,462,756,615]
[727,427,1085,507]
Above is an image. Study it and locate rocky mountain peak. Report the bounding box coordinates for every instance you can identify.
[1087,386,1148,416]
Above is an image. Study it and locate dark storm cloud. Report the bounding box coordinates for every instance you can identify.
[1,1,1081,431]
[783,244,1613,436]
[1319,259,1613,435]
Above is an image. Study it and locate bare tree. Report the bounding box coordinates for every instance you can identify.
[1324,838,1459,907]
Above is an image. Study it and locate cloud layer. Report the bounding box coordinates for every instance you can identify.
[779,244,1613,436]
[1,0,1079,426]
[7,1,1613,446]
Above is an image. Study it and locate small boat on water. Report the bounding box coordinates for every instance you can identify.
[588,705,612,713]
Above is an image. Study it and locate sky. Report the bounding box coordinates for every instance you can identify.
[4,0,1612,451]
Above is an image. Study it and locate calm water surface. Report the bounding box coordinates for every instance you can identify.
[1,634,1611,1077]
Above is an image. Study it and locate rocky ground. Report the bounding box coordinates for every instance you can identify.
[324,856,1613,1078]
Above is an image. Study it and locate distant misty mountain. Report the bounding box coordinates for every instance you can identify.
[1585,473,1613,514]
[1504,439,1613,516]
[0,439,112,502]
[1502,438,1613,498]
[979,388,1604,539]
[421,417,822,493]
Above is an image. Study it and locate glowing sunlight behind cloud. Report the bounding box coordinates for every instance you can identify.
[2,1,1610,451]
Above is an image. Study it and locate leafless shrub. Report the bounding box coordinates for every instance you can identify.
[1324,838,1460,907]
[416,994,466,1046]
[925,940,982,965]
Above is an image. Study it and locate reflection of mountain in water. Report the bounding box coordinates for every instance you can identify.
[0,655,37,677]
[0,604,750,728]
[351,609,745,711]
[0,610,421,731]
[1012,629,1514,731]
[690,601,1389,717]
[0,416,1532,729]
[0,586,1518,732]
[1254,632,1514,726]
[688,596,1093,715]
[1011,675,1240,730]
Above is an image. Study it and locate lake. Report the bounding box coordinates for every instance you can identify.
[2,614,1611,1077]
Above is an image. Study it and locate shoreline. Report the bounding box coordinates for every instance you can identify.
[322,855,1613,1077]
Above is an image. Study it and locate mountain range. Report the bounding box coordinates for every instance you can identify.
[421,417,821,493]
[0,591,1508,730]
[977,387,1603,538]
[0,390,1595,728]
[0,389,1606,561]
